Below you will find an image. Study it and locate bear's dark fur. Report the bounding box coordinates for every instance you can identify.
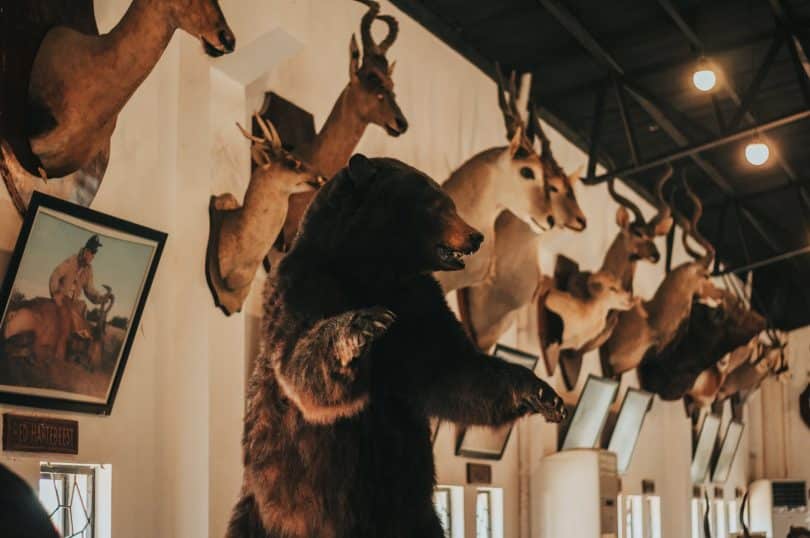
[227,156,566,538]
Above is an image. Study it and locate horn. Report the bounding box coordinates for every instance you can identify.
[495,63,522,141]
[648,164,674,228]
[682,175,716,268]
[356,0,382,57]
[529,104,552,157]
[607,177,645,224]
[375,14,399,54]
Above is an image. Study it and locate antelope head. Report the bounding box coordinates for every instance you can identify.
[587,272,636,312]
[608,165,674,265]
[348,0,408,136]
[168,0,236,57]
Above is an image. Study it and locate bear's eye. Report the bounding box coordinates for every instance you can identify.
[520,167,535,180]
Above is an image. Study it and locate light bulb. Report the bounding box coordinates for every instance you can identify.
[692,69,717,92]
[745,142,770,166]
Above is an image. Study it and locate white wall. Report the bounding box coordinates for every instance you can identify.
[0,1,764,537]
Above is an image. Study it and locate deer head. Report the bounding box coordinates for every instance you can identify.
[237,116,322,196]
[608,165,673,265]
[717,332,789,401]
[347,0,408,136]
[167,0,236,57]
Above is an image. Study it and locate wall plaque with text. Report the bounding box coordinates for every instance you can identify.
[2,413,79,454]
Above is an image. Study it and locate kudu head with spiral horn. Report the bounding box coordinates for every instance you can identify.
[602,165,674,290]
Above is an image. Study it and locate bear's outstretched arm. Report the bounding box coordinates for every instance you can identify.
[390,277,565,426]
[274,306,395,425]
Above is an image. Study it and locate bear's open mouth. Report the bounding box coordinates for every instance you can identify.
[436,245,472,270]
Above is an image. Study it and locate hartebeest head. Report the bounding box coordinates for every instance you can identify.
[167,0,236,57]
[608,165,674,264]
[348,0,408,136]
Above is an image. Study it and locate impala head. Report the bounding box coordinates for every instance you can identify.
[237,114,323,194]
[490,68,554,232]
[168,0,236,57]
[587,271,635,311]
[609,165,674,263]
[524,98,587,232]
[348,0,408,136]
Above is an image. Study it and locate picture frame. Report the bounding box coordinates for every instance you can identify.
[0,192,167,414]
[455,344,539,460]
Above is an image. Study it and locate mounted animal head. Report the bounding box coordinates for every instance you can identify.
[716,331,789,401]
[167,0,236,57]
[491,67,586,232]
[608,165,673,265]
[347,0,408,136]
[237,115,323,195]
[528,106,587,232]
[586,272,635,311]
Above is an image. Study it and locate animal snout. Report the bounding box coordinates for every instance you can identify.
[569,216,587,231]
[468,231,484,249]
[649,251,661,263]
[394,116,408,134]
[219,28,236,52]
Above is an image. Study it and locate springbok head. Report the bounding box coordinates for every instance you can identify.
[168,0,236,57]
[608,165,674,264]
[348,0,408,136]
[237,114,323,194]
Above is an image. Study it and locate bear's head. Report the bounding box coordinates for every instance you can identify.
[294,155,483,277]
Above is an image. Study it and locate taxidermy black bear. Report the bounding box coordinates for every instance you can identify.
[226,155,566,538]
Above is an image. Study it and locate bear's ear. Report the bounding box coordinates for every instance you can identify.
[347,154,376,187]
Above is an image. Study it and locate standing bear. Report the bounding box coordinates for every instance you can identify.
[227,155,566,538]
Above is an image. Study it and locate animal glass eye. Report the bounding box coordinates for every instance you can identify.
[520,167,535,180]
[376,93,384,101]
[548,185,559,193]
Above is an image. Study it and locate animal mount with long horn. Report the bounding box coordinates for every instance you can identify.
[456,104,588,352]
[206,115,320,315]
[2,0,236,212]
[436,69,562,295]
[602,176,721,378]
[276,0,407,253]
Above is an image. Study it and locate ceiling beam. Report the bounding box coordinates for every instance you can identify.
[727,34,785,131]
[585,109,810,184]
[536,0,807,298]
[613,74,640,165]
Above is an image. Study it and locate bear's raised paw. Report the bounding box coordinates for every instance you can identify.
[517,378,567,423]
[335,307,397,367]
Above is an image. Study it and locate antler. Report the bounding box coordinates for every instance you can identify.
[236,113,283,167]
[495,64,524,142]
[648,164,673,228]
[607,177,644,223]
[681,176,716,268]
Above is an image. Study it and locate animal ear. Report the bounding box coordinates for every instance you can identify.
[653,215,674,236]
[508,126,524,158]
[349,34,360,80]
[568,165,584,184]
[388,60,396,76]
[347,154,376,186]
[616,207,630,229]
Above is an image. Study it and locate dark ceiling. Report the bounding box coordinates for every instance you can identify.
[391,0,810,330]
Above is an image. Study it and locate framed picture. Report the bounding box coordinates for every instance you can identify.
[0,192,166,414]
[455,344,539,460]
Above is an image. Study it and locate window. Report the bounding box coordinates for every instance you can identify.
[39,463,110,538]
[618,494,662,538]
[433,487,452,538]
[39,464,95,538]
[691,497,712,538]
[476,489,492,538]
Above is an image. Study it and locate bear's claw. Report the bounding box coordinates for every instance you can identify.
[519,381,567,423]
[352,307,396,339]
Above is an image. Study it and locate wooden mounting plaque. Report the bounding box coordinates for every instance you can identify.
[2,413,78,454]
